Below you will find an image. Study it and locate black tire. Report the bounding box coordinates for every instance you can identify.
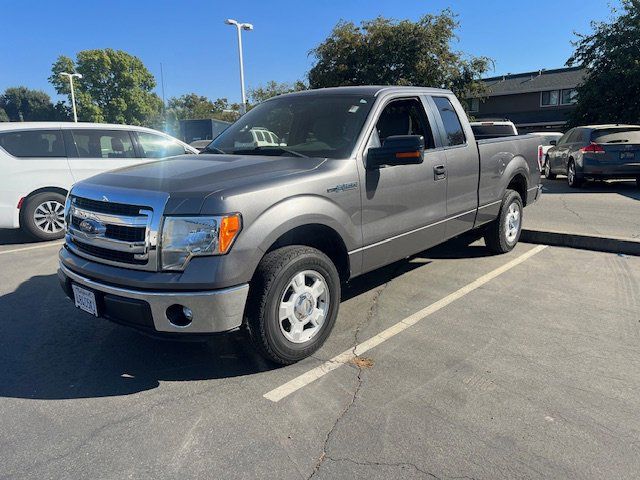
[544,158,556,179]
[484,189,523,254]
[20,191,67,241]
[245,246,341,365]
[567,160,583,188]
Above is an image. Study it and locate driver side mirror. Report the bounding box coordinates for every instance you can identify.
[549,140,557,146]
[366,135,425,170]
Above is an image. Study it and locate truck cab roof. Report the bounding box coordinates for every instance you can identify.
[275,85,454,100]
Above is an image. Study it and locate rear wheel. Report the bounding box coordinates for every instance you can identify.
[484,189,523,254]
[245,246,340,365]
[21,191,66,241]
[544,158,556,179]
[567,160,583,188]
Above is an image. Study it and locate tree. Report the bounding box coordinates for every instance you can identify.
[308,11,492,100]
[248,80,307,104]
[567,0,640,125]
[0,87,61,121]
[49,49,163,125]
[0,108,8,122]
[167,93,242,123]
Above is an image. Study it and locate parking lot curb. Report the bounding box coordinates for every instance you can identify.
[521,229,640,256]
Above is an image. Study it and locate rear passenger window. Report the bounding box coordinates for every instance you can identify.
[0,130,65,157]
[432,97,466,147]
[71,130,135,158]
[136,132,186,158]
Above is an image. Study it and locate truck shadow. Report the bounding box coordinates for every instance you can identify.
[0,234,490,400]
[0,228,41,246]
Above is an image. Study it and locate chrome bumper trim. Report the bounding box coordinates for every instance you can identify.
[59,262,249,333]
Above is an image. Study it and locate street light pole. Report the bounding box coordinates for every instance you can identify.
[59,72,83,122]
[225,19,253,114]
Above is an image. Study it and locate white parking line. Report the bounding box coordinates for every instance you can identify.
[264,244,548,402]
[0,241,64,256]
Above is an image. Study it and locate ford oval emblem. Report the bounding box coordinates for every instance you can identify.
[79,219,105,235]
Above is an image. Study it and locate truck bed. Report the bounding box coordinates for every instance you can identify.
[476,134,543,210]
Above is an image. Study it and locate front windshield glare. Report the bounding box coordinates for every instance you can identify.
[211,94,375,159]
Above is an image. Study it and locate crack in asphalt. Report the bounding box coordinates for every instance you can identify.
[308,279,390,479]
[323,456,442,479]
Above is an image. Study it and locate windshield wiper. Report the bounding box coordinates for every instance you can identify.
[607,139,629,143]
[232,146,309,158]
[201,145,226,154]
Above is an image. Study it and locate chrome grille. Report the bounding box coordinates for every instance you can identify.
[64,185,171,271]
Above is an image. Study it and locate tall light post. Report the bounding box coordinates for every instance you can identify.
[224,19,253,114]
[59,72,83,122]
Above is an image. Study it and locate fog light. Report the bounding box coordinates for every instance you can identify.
[183,307,193,321]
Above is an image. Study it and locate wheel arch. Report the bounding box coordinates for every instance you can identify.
[265,223,350,282]
[19,186,69,226]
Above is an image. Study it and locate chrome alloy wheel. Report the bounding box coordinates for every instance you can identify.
[278,270,330,344]
[504,202,521,244]
[33,200,65,234]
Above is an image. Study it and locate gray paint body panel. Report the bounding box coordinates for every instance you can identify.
[60,87,542,314]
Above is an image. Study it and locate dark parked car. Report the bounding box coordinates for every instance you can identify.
[544,125,640,188]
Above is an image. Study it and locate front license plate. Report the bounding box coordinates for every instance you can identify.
[72,284,98,316]
[620,152,635,160]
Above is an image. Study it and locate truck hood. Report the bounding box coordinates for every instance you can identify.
[80,154,326,214]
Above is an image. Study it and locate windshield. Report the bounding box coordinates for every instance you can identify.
[210,94,375,158]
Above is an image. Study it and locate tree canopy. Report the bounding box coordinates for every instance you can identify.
[568,0,640,125]
[0,86,66,122]
[167,93,240,123]
[308,11,492,100]
[49,49,163,125]
[248,80,307,104]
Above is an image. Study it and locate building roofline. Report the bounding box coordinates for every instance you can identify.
[481,66,583,83]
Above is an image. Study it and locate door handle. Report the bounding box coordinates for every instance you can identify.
[434,165,446,180]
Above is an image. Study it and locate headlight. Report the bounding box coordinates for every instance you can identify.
[160,214,241,271]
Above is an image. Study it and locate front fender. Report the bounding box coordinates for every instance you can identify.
[227,194,360,284]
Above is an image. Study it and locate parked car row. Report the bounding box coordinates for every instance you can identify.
[0,123,198,240]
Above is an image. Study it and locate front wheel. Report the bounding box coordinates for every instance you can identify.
[245,246,341,365]
[484,189,523,254]
[21,191,67,241]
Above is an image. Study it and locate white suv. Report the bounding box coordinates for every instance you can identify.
[0,122,198,240]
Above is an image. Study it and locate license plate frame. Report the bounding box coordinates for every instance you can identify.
[72,284,99,317]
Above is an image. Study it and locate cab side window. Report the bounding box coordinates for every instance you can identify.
[374,98,435,149]
[0,130,66,158]
[71,130,135,158]
[137,132,186,158]
[432,96,466,147]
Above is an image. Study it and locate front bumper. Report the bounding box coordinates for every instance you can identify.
[58,262,249,335]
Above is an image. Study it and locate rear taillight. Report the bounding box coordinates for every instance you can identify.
[580,143,605,154]
[537,146,544,170]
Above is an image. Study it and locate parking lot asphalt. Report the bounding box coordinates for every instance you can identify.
[526,178,640,240]
[1,231,639,479]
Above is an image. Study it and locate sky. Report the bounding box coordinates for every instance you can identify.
[0,0,618,105]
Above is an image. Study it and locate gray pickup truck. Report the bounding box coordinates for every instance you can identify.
[58,86,542,364]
